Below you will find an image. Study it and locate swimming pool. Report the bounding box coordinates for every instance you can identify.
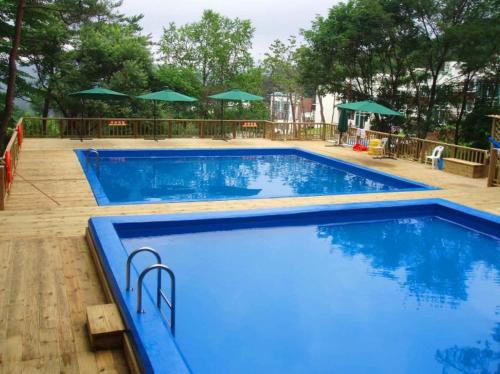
[89,199,499,373]
[75,148,435,205]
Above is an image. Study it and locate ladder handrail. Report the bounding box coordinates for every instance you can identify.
[85,148,100,177]
[137,264,176,336]
[125,247,162,291]
[85,148,99,166]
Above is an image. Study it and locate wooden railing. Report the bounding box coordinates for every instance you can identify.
[1,117,23,210]
[267,122,337,141]
[363,130,489,165]
[21,116,491,169]
[23,117,273,140]
[267,122,488,165]
[487,116,500,187]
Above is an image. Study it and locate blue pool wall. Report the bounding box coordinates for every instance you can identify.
[75,147,438,206]
[88,199,499,374]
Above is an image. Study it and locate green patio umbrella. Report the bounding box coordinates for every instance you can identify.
[338,109,349,144]
[208,89,264,139]
[337,100,402,158]
[336,100,403,117]
[209,89,264,102]
[137,89,197,141]
[69,87,130,141]
[69,87,130,100]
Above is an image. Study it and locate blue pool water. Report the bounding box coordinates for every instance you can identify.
[76,148,434,205]
[90,200,500,373]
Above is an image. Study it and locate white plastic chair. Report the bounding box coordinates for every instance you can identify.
[426,146,445,169]
[373,137,388,156]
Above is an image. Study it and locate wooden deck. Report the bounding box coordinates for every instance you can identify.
[1,138,499,373]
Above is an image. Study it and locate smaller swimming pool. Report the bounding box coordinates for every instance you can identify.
[89,199,499,373]
[75,148,436,205]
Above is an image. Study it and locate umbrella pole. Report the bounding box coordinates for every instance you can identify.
[80,98,84,142]
[221,100,224,139]
[154,100,157,141]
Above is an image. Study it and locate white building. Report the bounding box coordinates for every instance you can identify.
[313,61,500,129]
[314,93,373,130]
[269,92,314,123]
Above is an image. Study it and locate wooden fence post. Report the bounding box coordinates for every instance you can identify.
[487,117,499,187]
[59,119,64,138]
[132,121,137,138]
[487,152,497,187]
[419,141,427,163]
[395,138,401,158]
[97,119,102,138]
[413,140,420,161]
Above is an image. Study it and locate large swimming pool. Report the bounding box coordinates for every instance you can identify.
[76,148,435,205]
[89,199,499,374]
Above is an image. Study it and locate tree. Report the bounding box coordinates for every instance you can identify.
[296,38,347,124]
[1,0,127,143]
[159,10,255,117]
[0,0,26,148]
[460,64,500,148]
[21,0,124,126]
[299,0,500,141]
[263,37,302,122]
[225,67,268,120]
[45,15,153,119]
[447,5,500,144]
[152,65,202,118]
[401,0,497,137]
[300,0,413,128]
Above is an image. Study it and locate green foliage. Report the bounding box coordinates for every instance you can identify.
[158,10,264,118]
[263,37,300,95]
[262,37,303,121]
[300,0,500,142]
[460,79,500,148]
[0,91,24,151]
[225,67,268,120]
[1,0,154,121]
[0,0,16,83]
[159,10,254,88]
[153,65,202,97]
[1,0,498,139]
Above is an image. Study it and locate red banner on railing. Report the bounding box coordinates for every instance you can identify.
[4,151,12,185]
[17,124,23,146]
[108,120,128,126]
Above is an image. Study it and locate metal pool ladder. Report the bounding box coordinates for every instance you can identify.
[125,247,176,336]
[85,148,100,167]
[85,148,101,177]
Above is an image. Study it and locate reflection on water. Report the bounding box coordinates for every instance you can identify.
[317,217,500,373]
[122,215,499,373]
[317,217,500,304]
[94,155,405,203]
[435,335,500,374]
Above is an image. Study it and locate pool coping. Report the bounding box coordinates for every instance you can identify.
[75,147,438,206]
[87,198,499,374]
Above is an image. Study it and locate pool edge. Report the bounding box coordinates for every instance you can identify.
[74,147,439,206]
[85,227,145,374]
[86,198,499,374]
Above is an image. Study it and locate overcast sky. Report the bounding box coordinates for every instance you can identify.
[120,0,339,62]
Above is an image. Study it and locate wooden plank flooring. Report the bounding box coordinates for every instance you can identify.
[0,138,499,373]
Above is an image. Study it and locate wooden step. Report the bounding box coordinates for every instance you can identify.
[87,304,126,350]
